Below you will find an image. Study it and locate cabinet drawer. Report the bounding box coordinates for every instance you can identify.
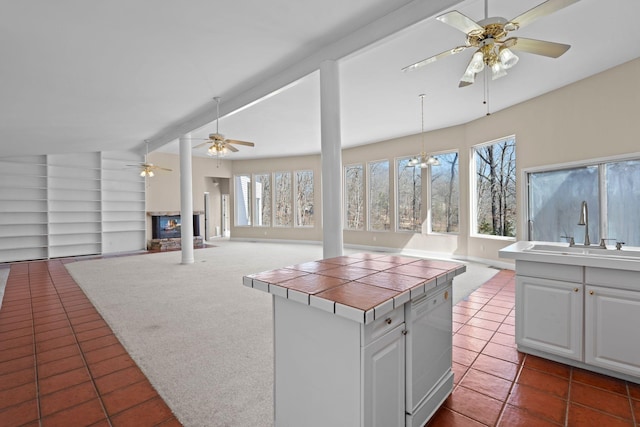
[516,260,582,283]
[361,305,404,346]
[585,267,640,291]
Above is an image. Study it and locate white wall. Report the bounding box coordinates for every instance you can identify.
[147,58,640,263]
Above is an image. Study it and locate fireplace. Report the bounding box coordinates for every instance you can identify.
[151,214,201,239]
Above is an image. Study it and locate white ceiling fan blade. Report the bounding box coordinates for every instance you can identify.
[402,45,469,72]
[226,144,239,152]
[437,11,483,35]
[227,139,255,147]
[506,0,580,30]
[506,37,571,58]
[193,141,210,149]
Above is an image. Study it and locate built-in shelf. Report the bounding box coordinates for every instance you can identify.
[0,150,146,262]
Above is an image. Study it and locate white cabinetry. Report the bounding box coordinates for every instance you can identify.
[363,325,405,427]
[273,297,405,427]
[516,276,582,361]
[584,268,640,378]
[514,260,640,383]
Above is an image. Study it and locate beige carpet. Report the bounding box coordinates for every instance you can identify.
[65,240,498,427]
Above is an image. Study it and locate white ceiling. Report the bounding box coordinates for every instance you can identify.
[2,0,639,161]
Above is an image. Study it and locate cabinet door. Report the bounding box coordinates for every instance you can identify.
[516,276,582,360]
[362,325,405,427]
[585,285,640,377]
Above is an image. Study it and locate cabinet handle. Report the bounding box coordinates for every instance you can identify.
[574,287,579,292]
[589,290,594,295]
[385,318,392,325]
[402,330,408,335]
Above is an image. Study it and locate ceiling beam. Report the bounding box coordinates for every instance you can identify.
[144,0,463,153]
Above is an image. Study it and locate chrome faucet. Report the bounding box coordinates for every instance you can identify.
[577,200,590,246]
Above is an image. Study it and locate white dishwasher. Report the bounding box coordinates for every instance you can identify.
[404,283,453,427]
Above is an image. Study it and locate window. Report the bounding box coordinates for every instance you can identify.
[527,158,640,246]
[254,173,271,226]
[397,157,422,232]
[605,160,640,246]
[472,137,516,237]
[295,170,314,227]
[528,166,598,242]
[344,164,364,230]
[430,151,459,233]
[274,171,292,227]
[368,160,390,231]
[234,174,251,226]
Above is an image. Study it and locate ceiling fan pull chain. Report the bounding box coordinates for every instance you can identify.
[484,71,491,116]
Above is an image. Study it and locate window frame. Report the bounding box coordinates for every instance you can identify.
[470,135,517,241]
[395,155,423,233]
[522,152,640,245]
[273,171,292,227]
[343,163,365,231]
[367,159,391,232]
[253,173,272,227]
[233,174,252,227]
[427,150,460,235]
[294,169,314,228]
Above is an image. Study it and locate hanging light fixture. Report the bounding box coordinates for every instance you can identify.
[409,94,439,169]
[460,39,519,87]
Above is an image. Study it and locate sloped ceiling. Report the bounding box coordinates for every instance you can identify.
[1,0,639,160]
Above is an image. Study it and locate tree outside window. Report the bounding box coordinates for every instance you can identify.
[397,157,422,232]
[368,160,390,231]
[274,172,292,227]
[295,170,314,227]
[473,137,516,237]
[430,151,459,233]
[254,173,271,226]
[344,164,364,230]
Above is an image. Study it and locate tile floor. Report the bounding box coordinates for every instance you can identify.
[428,269,640,427]
[0,259,638,426]
[0,259,181,426]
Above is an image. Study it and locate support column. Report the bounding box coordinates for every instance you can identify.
[320,60,343,258]
[179,134,194,264]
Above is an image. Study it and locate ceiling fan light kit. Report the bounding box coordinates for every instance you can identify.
[403,0,579,87]
[129,140,172,178]
[194,97,255,165]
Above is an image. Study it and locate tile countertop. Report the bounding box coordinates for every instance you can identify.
[243,253,466,324]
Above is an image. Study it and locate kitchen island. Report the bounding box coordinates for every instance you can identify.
[243,252,465,427]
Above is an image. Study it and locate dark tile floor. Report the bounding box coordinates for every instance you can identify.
[428,269,640,427]
[0,260,180,426]
[1,260,638,426]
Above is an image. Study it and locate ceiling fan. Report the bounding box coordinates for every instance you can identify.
[128,140,172,177]
[193,97,255,158]
[402,0,580,87]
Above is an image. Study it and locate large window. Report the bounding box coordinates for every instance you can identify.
[254,173,271,226]
[397,157,422,232]
[528,166,598,243]
[234,174,251,226]
[473,137,516,237]
[344,164,364,230]
[295,170,314,227]
[528,158,640,246]
[430,151,459,233]
[274,171,292,227]
[368,160,390,231]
